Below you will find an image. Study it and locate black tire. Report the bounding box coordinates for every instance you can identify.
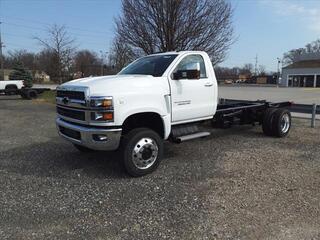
[25,90,38,100]
[5,85,18,95]
[262,108,277,136]
[20,92,27,99]
[121,128,163,177]
[271,109,291,137]
[73,144,94,152]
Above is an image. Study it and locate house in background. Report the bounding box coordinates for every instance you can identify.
[33,70,51,83]
[3,69,13,80]
[281,53,320,88]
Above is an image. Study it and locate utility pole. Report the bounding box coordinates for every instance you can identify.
[100,51,108,76]
[277,57,282,86]
[254,54,258,76]
[0,21,4,80]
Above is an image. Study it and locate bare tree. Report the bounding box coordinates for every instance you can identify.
[73,50,102,77]
[283,48,305,66]
[35,24,76,83]
[115,0,234,65]
[258,65,266,76]
[6,50,36,70]
[109,36,136,72]
[283,39,320,66]
[241,63,253,75]
[214,66,240,81]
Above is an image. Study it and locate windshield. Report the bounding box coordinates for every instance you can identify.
[118,54,178,77]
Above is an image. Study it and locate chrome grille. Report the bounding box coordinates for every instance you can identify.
[57,106,85,121]
[56,90,85,101]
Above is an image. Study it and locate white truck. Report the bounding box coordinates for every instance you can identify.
[0,80,50,99]
[56,51,292,176]
[0,80,24,95]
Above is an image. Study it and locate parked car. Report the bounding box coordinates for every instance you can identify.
[224,79,233,84]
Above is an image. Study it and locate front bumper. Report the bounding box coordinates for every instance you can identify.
[56,118,122,151]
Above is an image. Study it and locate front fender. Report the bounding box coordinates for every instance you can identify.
[119,108,171,140]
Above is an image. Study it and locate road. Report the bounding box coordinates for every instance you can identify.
[219,85,320,104]
[0,97,319,239]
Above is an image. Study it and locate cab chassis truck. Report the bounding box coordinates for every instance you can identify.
[55,51,292,177]
[0,80,50,99]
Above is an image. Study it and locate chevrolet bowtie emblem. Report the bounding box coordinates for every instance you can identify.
[62,97,69,104]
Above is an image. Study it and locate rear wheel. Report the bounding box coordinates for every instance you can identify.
[25,90,38,99]
[121,128,163,177]
[271,109,291,137]
[262,108,277,136]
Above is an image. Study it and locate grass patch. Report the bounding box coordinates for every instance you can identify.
[34,90,56,104]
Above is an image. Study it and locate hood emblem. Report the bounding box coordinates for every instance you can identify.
[62,97,69,104]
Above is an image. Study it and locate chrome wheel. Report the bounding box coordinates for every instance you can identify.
[132,137,158,170]
[281,113,290,133]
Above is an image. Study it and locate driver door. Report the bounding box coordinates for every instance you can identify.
[169,54,214,123]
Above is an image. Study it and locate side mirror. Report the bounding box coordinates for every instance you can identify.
[173,69,200,80]
[173,62,201,80]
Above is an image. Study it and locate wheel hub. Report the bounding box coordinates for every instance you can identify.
[132,137,158,170]
[281,114,290,133]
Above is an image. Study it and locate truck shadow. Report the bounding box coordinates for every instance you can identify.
[0,139,128,179]
[0,126,265,180]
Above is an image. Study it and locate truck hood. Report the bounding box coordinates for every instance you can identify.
[59,74,170,97]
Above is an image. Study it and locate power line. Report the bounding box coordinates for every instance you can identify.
[1,22,112,51]
[3,33,109,50]
[2,21,110,38]
[2,15,113,35]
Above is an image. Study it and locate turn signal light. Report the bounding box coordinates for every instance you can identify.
[102,112,113,120]
[91,112,114,121]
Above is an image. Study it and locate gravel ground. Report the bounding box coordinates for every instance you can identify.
[0,96,319,240]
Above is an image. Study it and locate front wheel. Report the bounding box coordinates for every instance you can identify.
[121,128,163,177]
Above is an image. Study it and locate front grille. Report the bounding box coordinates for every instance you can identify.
[59,126,81,140]
[57,106,85,121]
[56,90,85,101]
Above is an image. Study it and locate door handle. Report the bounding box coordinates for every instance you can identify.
[204,82,213,87]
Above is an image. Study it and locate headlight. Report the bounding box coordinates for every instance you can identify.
[89,97,114,122]
[90,97,113,108]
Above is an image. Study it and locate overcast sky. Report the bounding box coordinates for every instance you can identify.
[1,0,320,72]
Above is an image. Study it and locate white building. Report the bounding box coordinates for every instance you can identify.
[281,53,320,88]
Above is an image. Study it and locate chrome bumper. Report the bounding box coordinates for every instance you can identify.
[56,118,122,151]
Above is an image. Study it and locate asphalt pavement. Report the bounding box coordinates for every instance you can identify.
[0,96,319,240]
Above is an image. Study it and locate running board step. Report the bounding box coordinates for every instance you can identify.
[175,132,210,143]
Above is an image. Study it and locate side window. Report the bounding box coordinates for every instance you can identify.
[174,55,207,78]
